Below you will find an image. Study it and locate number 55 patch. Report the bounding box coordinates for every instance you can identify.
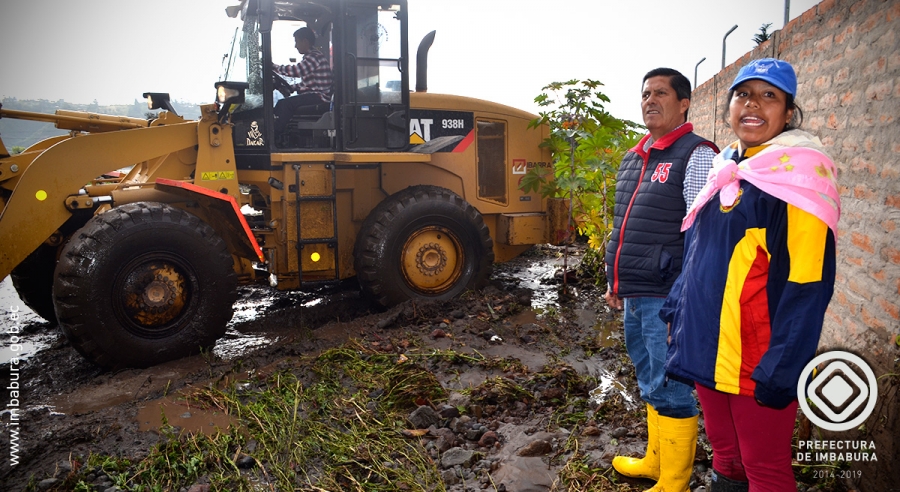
[651,162,672,183]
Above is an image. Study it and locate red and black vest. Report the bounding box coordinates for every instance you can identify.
[606,125,716,297]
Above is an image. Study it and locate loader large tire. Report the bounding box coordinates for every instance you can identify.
[53,202,238,369]
[354,186,493,307]
[10,245,60,324]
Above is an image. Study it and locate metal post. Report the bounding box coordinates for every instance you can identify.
[694,57,706,89]
[722,25,738,69]
[784,0,791,27]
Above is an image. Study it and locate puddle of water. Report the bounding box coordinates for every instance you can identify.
[593,319,621,348]
[214,329,279,361]
[50,357,208,414]
[490,422,567,490]
[588,369,637,409]
[136,396,237,434]
[1,277,54,364]
[504,309,538,327]
[0,333,57,363]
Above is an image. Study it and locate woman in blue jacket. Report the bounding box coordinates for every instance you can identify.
[662,58,840,491]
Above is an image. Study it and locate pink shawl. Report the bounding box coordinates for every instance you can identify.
[682,130,840,234]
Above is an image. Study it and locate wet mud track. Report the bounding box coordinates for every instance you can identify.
[0,245,723,491]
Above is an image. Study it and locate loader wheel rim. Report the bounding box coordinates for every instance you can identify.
[114,255,193,338]
[400,226,463,294]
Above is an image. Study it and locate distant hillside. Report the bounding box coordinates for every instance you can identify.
[0,97,203,151]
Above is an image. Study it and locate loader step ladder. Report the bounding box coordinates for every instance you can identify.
[293,162,340,287]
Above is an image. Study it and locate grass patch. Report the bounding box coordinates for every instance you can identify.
[43,343,452,491]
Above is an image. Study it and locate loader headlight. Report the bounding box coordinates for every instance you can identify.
[214,82,248,106]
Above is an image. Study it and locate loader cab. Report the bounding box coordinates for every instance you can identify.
[224,0,409,164]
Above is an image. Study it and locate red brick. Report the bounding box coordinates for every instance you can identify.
[834,67,851,84]
[877,297,899,321]
[878,297,900,319]
[815,35,834,52]
[879,114,896,125]
[882,219,897,232]
[820,136,835,148]
[876,28,896,51]
[849,0,868,15]
[820,93,839,108]
[886,189,900,203]
[848,277,872,300]
[871,270,886,282]
[827,113,844,130]
[819,0,836,15]
[882,165,899,180]
[808,115,823,131]
[887,1,900,22]
[779,39,791,53]
[846,256,865,266]
[834,23,856,44]
[852,184,874,199]
[860,307,886,329]
[862,57,887,77]
[859,12,880,33]
[842,137,859,152]
[834,290,849,308]
[815,75,832,90]
[844,43,867,63]
[800,7,817,25]
[865,81,893,101]
[849,113,876,127]
[827,15,843,29]
[864,136,876,153]
[840,90,857,106]
[889,53,900,71]
[851,232,875,253]
[885,246,900,264]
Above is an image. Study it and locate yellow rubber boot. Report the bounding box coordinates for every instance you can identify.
[612,404,660,480]
[648,413,699,492]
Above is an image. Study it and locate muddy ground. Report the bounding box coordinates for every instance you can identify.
[0,245,845,491]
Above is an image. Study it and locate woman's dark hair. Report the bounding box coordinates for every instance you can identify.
[722,89,804,130]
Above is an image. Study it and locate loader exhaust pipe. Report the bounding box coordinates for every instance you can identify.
[415,30,436,93]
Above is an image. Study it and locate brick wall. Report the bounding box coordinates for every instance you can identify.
[690,0,899,488]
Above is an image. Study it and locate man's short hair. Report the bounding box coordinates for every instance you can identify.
[643,68,692,121]
[294,27,316,44]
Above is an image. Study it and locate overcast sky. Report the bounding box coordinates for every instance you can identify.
[0,0,821,124]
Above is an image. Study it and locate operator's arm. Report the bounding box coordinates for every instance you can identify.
[751,205,836,408]
[273,57,312,79]
[683,144,716,209]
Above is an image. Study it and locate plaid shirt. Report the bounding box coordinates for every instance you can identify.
[272,48,333,102]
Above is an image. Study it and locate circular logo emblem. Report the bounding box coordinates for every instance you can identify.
[797,351,877,432]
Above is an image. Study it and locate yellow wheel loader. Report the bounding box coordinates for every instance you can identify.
[0,0,568,369]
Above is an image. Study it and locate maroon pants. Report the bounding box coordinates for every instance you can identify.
[696,384,798,491]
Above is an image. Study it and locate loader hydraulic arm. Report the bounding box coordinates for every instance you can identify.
[0,107,149,134]
[0,121,200,279]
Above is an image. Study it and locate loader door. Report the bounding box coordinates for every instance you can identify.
[340,2,409,151]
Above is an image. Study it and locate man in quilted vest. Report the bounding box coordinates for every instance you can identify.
[605,68,717,492]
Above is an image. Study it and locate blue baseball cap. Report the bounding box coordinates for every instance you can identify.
[729,58,797,97]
